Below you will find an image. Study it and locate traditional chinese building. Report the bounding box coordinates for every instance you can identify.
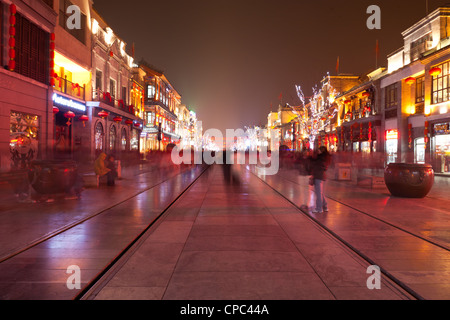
[381,6,450,173]
[51,0,92,162]
[89,8,140,162]
[1,0,56,172]
[140,61,182,151]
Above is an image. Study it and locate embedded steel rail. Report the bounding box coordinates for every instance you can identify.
[74,164,211,300]
[0,164,208,265]
[249,166,431,300]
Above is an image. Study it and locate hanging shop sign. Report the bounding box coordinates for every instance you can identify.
[386,129,398,140]
[52,93,86,112]
[433,122,450,135]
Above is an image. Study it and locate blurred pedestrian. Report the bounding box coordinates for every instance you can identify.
[310,146,331,213]
[106,155,117,186]
[94,152,110,187]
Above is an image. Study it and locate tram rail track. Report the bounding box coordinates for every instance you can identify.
[0,165,205,265]
[278,169,450,252]
[0,164,210,300]
[248,165,450,300]
[74,164,211,300]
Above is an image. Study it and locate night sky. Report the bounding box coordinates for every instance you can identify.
[92,0,446,132]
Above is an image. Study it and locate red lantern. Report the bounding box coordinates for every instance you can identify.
[113,116,122,123]
[9,6,16,72]
[125,119,133,125]
[109,51,114,57]
[8,60,15,71]
[362,91,370,97]
[430,67,441,77]
[344,99,351,105]
[424,121,429,146]
[134,122,141,128]
[408,123,413,148]
[98,110,109,118]
[53,106,59,114]
[405,77,416,85]
[79,115,89,127]
[64,111,75,119]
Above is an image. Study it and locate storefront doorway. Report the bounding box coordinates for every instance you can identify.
[435,134,450,173]
[54,112,73,159]
[385,129,398,164]
[414,138,425,164]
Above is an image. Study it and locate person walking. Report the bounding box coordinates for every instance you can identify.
[310,146,331,213]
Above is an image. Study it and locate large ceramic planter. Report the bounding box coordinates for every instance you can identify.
[384,163,434,198]
[28,160,78,194]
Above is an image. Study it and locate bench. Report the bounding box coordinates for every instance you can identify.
[82,172,106,188]
[357,174,385,188]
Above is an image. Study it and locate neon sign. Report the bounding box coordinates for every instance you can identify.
[52,93,86,112]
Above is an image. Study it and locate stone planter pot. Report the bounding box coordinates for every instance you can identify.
[28,160,78,194]
[384,163,434,198]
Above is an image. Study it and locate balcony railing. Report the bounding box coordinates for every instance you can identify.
[53,77,86,101]
[93,88,138,117]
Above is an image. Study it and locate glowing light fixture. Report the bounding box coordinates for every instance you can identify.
[430,67,441,77]
[405,77,416,85]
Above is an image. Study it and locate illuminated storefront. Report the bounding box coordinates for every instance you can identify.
[433,122,450,173]
[9,111,40,169]
[52,93,87,159]
[385,129,398,164]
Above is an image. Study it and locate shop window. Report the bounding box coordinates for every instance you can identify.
[147,82,155,100]
[414,138,425,164]
[122,86,127,105]
[14,12,49,84]
[10,111,39,168]
[432,61,450,104]
[415,76,425,104]
[109,125,116,151]
[435,135,450,173]
[385,83,398,109]
[110,78,116,100]
[130,130,139,150]
[95,122,104,151]
[385,130,398,164]
[95,70,103,91]
[121,129,127,151]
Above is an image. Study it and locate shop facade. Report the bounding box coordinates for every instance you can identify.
[90,12,141,162]
[141,64,182,152]
[1,1,56,172]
